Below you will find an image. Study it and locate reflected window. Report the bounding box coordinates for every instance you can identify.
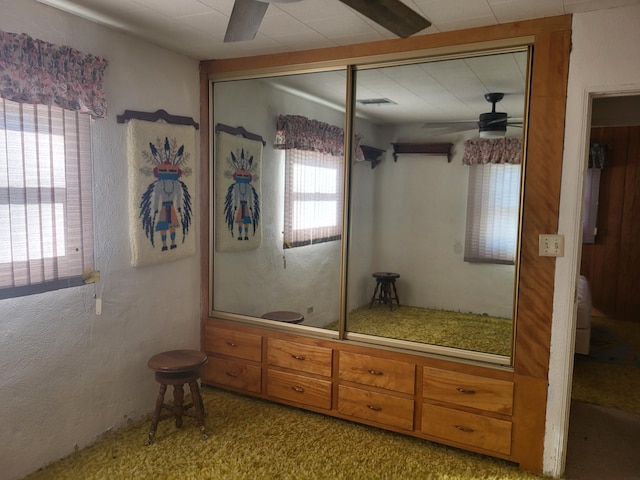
[284,149,343,248]
[464,163,520,265]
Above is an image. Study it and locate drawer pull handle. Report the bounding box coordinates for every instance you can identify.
[291,386,305,393]
[226,341,239,347]
[291,354,306,361]
[457,387,476,394]
[367,405,382,411]
[367,369,384,376]
[455,425,475,433]
[225,372,238,378]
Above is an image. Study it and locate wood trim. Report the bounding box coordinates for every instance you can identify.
[514,29,571,380]
[510,374,547,472]
[199,65,211,353]
[201,15,570,77]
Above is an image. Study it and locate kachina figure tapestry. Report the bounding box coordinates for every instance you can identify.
[215,128,262,252]
[128,119,196,267]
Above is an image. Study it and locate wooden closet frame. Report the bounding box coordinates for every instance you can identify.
[199,15,571,472]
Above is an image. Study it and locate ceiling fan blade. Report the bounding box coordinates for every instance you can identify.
[339,0,431,38]
[224,0,269,43]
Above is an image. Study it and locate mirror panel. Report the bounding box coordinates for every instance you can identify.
[210,48,530,362]
[211,70,347,331]
[347,50,529,359]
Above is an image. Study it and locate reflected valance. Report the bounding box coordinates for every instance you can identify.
[0,31,108,117]
[462,138,522,165]
[274,114,364,162]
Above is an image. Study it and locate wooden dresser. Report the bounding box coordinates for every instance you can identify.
[202,318,524,464]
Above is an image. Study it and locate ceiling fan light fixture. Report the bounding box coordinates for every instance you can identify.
[479,129,506,139]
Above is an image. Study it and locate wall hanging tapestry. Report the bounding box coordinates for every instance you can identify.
[126,117,196,267]
[215,124,264,252]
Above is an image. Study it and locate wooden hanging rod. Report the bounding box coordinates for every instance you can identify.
[116,109,199,130]
[215,123,266,146]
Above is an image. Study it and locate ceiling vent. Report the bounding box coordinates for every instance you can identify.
[357,98,397,106]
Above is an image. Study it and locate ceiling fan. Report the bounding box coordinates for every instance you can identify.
[422,93,524,138]
[224,0,431,43]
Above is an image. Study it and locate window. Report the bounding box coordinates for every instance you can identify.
[283,149,344,248]
[0,98,94,298]
[464,163,521,265]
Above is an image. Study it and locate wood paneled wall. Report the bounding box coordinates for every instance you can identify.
[581,126,640,322]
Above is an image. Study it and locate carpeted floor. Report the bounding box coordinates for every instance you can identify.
[572,316,640,415]
[25,387,551,480]
[564,400,640,480]
[327,305,512,357]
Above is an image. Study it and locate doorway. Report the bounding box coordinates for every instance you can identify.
[563,94,640,479]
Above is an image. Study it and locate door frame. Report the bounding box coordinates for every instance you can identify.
[545,84,640,477]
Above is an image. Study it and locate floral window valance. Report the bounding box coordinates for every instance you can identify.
[589,143,608,169]
[0,31,108,117]
[462,137,522,165]
[274,114,364,162]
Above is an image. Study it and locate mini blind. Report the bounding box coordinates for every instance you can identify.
[0,98,94,298]
[464,163,520,265]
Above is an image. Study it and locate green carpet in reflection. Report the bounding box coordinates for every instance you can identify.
[326,305,512,357]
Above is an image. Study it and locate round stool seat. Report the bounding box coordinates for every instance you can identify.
[148,349,208,373]
[372,271,400,280]
[145,349,208,445]
[261,310,304,324]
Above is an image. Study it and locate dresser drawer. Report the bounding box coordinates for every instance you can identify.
[338,385,414,430]
[204,325,262,362]
[421,403,512,455]
[203,357,261,393]
[423,367,513,415]
[339,351,415,394]
[267,338,332,377]
[267,369,332,409]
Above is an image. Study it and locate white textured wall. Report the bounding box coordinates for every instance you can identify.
[0,2,201,479]
[370,125,517,318]
[544,4,640,477]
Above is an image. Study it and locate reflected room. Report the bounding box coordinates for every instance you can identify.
[210,48,530,364]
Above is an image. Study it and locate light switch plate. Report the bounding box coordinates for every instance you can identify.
[539,234,564,257]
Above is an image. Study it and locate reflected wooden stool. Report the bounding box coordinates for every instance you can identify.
[369,272,401,310]
[145,349,208,445]
[261,310,304,324]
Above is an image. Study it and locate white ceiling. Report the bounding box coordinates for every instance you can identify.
[32,0,638,130]
[34,0,638,61]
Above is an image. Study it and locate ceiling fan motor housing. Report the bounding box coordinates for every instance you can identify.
[479,111,508,136]
[479,92,507,137]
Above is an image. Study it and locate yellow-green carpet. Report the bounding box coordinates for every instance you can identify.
[25,387,552,480]
[327,305,512,356]
[572,315,640,415]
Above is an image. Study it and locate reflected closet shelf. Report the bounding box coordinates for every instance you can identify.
[391,142,453,163]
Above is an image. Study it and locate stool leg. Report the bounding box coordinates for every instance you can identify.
[391,281,400,308]
[189,380,208,440]
[384,282,393,310]
[369,281,381,308]
[173,384,185,428]
[146,383,167,445]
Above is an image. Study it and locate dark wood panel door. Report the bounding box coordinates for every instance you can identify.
[581,126,640,322]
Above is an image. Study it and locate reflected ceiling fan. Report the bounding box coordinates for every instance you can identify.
[224,0,431,42]
[422,93,524,138]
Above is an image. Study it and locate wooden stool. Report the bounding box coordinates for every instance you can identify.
[261,310,304,324]
[369,272,401,310]
[145,349,208,445]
